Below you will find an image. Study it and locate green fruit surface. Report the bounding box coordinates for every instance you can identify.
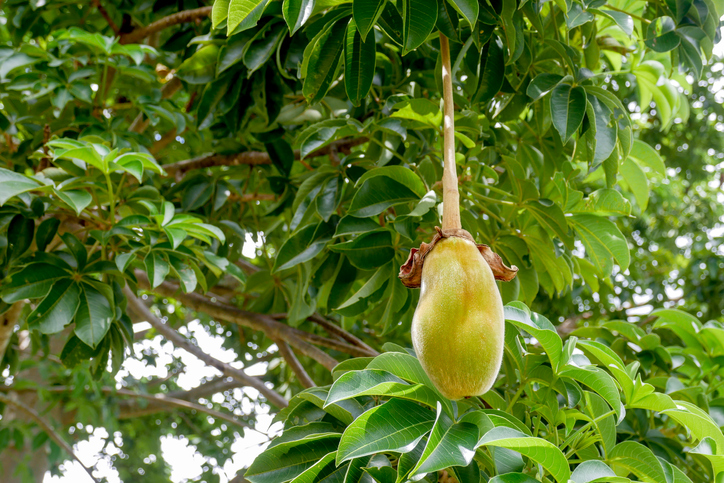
[411,236,504,400]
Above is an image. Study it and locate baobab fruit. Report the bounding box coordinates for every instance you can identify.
[399,228,517,400]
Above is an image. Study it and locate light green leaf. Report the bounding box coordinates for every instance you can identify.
[228,0,270,34]
[620,157,649,210]
[568,213,630,275]
[0,168,41,205]
[478,427,570,483]
[337,398,435,463]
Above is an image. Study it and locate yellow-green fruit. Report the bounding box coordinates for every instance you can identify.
[411,236,504,400]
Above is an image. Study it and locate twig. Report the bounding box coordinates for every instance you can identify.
[272,313,378,357]
[0,393,100,483]
[94,0,119,35]
[275,340,316,388]
[120,7,213,44]
[123,287,288,408]
[162,138,369,177]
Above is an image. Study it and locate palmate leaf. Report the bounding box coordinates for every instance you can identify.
[27,279,82,334]
[74,283,114,348]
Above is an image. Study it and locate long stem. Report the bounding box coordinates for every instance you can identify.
[439,35,461,231]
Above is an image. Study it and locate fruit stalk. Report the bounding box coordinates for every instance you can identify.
[439,34,462,232]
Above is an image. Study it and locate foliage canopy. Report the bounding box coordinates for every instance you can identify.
[0,0,723,481]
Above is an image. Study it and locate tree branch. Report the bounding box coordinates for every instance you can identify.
[275,339,316,388]
[0,393,100,483]
[123,287,288,408]
[271,313,378,357]
[136,272,363,363]
[120,7,213,44]
[161,137,369,177]
[111,387,249,428]
[94,0,119,35]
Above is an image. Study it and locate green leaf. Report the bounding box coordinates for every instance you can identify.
[0,168,40,206]
[628,140,666,176]
[303,19,347,104]
[550,84,586,143]
[245,436,341,483]
[145,252,170,289]
[228,0,271,34]
[337,398,435,463]
[326,369,408,405]
[212,0,231,28]
[446,0,478,29]
[7,215,34,261]
[55,189,92,216]
[401,0,437,54]
[391,99,442,129]
[354,0,387,41]
[290,452,337,483]
[662,401,724,451]
[504,305,563,371]
[74,283,113,348]
[410,402,479,476]
[608,441,665,483]
[620,157,649,210]
[345,18,377,106]
[329,231,395,270]
[478,428,571,483]
[569,214,630,275]
[645,16,680,52]
[474,36,506,104]
[559,365,622,419]
[0,264,70,303]
[274,222,333,272]
[36,218,60,252]
[176,45,220,84]
[570,461,627,483]
[283,0,316,35]
[523,199,571,248]
[27,279,81,334]
[527,73,564,101]
[335,263,389,311]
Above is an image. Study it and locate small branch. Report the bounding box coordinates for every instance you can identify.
[162,138,369,177]
[229,193,277,203]
[120,6,213,44]
[123,287,288,408]
[112,388,249,428]
[94,0,120,35]
[275,340,316,388]
[0,393,100,483]
[439,35,461,231]
[272,313,378,357]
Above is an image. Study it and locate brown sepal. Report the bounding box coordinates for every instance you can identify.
[398,227,518,288]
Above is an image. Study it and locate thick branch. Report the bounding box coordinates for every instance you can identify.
[162,137,369,177]
[120,7,213,44]
[124,287,288,408]
[439,35,461,231]
[137,273,365,362]
[0,393,100,483]
[275,340,316,388]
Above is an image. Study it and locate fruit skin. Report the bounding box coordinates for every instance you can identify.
[411,236,504,400]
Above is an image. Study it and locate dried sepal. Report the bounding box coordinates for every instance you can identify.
[399,227,518,288]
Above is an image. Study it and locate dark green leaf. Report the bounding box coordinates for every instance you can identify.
[345,18,377,107]
[401,0,438,54]
[27,279,81,334]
